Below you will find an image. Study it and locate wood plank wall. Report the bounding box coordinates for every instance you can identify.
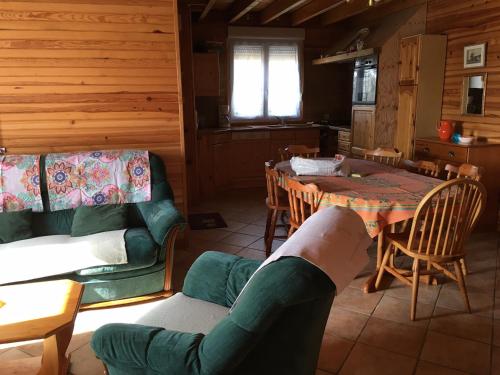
[427,0,500,142]
[0,0,186,210]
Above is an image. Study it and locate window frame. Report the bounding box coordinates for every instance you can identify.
[228,38,304,123]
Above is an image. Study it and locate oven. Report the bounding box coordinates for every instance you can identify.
[352,55,378,105]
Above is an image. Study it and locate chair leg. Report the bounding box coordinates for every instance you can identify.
[460,258,468,276]
[375,244,392,289]
[265,210,278,257]
[411,258,421,321]
[264,208,273,243]
[454,261,471,313]
[288,225,296,238]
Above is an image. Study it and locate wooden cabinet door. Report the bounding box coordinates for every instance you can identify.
[193,53,220,96]
[351,105,375,156]
[399,36,421,85]
[213,142,231,190]
[395,85,418,159]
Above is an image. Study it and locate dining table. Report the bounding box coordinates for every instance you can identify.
[275,158,443,293]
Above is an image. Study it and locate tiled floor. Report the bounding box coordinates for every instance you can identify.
[1,188,499,375]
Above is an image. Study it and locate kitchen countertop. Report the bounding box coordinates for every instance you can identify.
[198,123,351,135]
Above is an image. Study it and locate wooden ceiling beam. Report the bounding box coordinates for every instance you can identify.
[321,0,394,26]
[340,0,428,28]
[199,0,218,20]
[229,0,263,23]
[291,0,344,26]
[260,0,310,24]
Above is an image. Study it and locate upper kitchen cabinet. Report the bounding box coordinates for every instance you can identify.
[395,34,447,159]
[193,53,220,96]
[399,36,421,85]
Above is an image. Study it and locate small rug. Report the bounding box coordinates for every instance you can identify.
[188,213,227,230]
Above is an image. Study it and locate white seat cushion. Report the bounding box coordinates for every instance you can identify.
[135,292,229,334]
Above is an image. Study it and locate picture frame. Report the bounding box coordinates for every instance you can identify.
[464,43,486,68]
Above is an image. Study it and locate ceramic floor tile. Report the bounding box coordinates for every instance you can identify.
[358,316,426,357]
[436,286,493,317]
[429,306,492,344]
[219,232,262,247]
[247,238,285,252]
[235,224,266,236]
[414,361,471,375]
[222,220,248,233]
[236,248,267,260]
[317,333,354,373]
[15,340,44,357]
[333,287,383,316]
[325,307,369,341]
[338,342,416,375]
[69,343,106,375]
[0,348,34,361]
[189,228,231,242]
[420,331,490,375]
[372,295,434,327]
[384,279,441,306]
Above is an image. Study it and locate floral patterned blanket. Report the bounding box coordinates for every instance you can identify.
[45,150,151,211]
[0,155,43,213]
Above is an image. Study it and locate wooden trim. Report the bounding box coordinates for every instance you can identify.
[80,290,174,311]
[321,0,392,26]
[291,0,344,26]
[260,0,309,24]
[199,0,218,20]
[229,0,263,23]
[163,224,182,292]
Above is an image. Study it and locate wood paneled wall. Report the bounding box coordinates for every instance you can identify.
[0,0,186,210]
[374,4,426,147]
[427,0,500,142]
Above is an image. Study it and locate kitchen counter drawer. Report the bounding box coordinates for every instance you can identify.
[415,140,468,163]
[338,130,351,142]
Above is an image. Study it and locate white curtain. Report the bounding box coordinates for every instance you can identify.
[231,44,265,119]
[268,44,301,117]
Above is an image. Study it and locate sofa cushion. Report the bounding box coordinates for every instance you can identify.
[71,204,128,237]
[0,209,33,244]
[76,227,158,276]
[135,292,229,334]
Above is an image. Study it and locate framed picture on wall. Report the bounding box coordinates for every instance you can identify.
[464,43,486,68]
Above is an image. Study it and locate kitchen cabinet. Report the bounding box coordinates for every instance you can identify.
[351,105,375,156]
[193,53,220,96]
[415,137,500,230]
[337,130,351,156]
[197,127,320,196]
[395,34,447,159]
[399,36,421,85]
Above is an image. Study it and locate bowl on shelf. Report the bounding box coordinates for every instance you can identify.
[458,135,475,145]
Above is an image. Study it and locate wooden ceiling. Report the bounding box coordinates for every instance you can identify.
[191,0,427,27]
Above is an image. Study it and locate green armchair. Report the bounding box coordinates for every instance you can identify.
[91,251,336,375]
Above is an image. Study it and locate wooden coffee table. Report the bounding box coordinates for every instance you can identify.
[0,279,84,375]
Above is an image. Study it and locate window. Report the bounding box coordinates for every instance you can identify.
[230,40,302,120]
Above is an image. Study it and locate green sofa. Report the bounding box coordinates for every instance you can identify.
[4,152,185,305]
[91,251,336,375]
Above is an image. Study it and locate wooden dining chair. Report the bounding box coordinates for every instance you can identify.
[264,161,289,257]
[403,159,441,177]
[363,147,403,167]
[285,176,321,237]
[444,163,484,275]
[445,163,484,181]
[280,145,320,161]
[375,179,487,320]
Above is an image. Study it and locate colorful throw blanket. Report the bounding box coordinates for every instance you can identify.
[45,150,151,211]
[0,155,43,213]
